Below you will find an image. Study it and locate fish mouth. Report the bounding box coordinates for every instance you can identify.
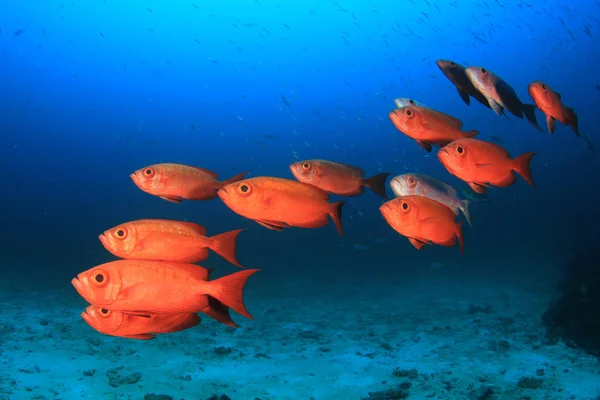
[71,277,86,299]
[217,187,229,200]
[80,309,93,325]
[388,178,404,196]
[98,233,108,246]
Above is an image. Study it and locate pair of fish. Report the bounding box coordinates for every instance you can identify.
[389,173,473,227]
[436,59,541,131]
[99,219,245,267]
[216,159,391,236]
[389,101,479,152]
[437,138,535,194]
[73,260,260,339]
[130,163,247,203]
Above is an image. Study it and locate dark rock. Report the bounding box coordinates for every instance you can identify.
[517,377,543,389]
[144,395,174,400]
[542,249,600,356]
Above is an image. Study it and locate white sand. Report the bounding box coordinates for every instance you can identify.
[1,271,599,400]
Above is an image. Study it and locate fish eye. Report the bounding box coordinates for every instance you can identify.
[480,68,487,74]
[302,162,311,170]
[114,228,127,239]
[404,108,413,117]
[236,182,253,197]
[409,99,416,105]
[457,146,464,154]
[90,269,109,287]
[401,201,409,210]
[407,176,417,187]
[144,168,155,177]
[450,62,456,66]
[541,83,547,90]
[100,308,110,316]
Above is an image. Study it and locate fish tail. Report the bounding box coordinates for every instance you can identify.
[463,130,479,138]
[208,228,246,268]
[200,297,239,328]
[220,171,247,186]
[205,269,260,319]
[522,103,542,131]
[513,152,536,188]
[456,220,465,256]
[363,172,390,199]
[330,201,345,236]
[459,199,473,228]
[566,107,579,136]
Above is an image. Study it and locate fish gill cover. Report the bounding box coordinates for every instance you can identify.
[1,0,600,399]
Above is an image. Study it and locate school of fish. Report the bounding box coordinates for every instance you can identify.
[71,59,591,339]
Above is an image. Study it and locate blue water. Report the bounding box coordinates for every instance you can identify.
[1,0,600,397]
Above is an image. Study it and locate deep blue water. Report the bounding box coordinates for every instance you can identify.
[1,0,599,289]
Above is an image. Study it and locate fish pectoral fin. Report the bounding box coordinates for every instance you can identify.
[489,99,504,116]
[468,182,487,194]
[546,115,556,134]
[408,237,427,250]
[474,163,492,168]
[121,311,152,318]
[416,140,433,152]
[255,220,289,231]
[159,196,182,203]
[457,88,471,106]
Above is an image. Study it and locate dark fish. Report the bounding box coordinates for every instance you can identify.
[281,95,291,108]
[436,59,490,108]
[465,66,541,131]
[13,28,25,36]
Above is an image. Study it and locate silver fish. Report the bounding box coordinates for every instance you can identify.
[394,97,428,109]
[390,173,472,227]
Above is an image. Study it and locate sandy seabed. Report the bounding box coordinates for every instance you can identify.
[1,271,599,400]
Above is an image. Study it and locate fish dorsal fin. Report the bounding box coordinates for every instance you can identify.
[189,166,218,179]
[421,107,463,129]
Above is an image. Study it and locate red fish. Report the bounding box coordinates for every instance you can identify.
[218,176,345,236]
[437,138,535,194]
[528,81,579,135]
[130,163,246,203]
[380,195,464,255]
[81,305,201,340]
[71,260,259,319]
[290,159,389,199]
[389,105,478,152]
[99,219,245,267]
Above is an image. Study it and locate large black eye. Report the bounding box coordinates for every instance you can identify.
[303,163,310,169]
[408,177,415,184]
[450,62,456,66]
[541,83,547,90]
[116,229,125,237]
[457,146,464,154]
[402,202,409,210]
[100,308,109,315]
[480,68,487,74]
[405,109,413,117]
[145,169,152,175]
[409,99,416,105]
[240,184,249,193]
[94,273,104,283]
